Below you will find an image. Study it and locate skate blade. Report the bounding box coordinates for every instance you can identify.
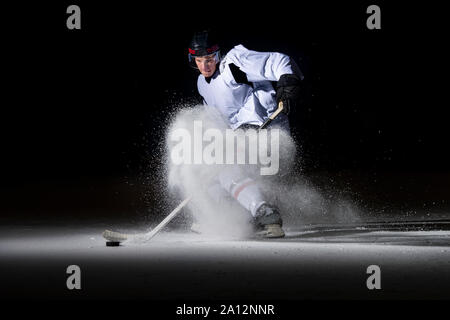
[255,224,285,239]
[102,230,129,242]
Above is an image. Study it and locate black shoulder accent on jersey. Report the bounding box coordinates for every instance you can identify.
[228,63,253,87]
[205,69,220,84]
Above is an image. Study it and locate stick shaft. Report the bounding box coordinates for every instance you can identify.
[143,196,192,241]
[259,101,284,129]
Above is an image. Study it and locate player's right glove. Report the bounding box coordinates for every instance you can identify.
[276,73,302,115]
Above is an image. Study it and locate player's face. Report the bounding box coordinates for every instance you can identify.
[195,54,217,77]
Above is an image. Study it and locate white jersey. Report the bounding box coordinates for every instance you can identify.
[197,44,300,130]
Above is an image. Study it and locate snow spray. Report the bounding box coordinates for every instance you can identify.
[164,104,361,238]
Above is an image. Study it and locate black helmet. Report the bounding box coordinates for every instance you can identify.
[188,30,221,68]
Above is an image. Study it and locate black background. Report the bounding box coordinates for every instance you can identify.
[1,1,449,221]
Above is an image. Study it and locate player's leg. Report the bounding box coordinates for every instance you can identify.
[218,166,285,238]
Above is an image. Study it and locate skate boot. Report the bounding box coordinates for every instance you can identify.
[254,204,285,238]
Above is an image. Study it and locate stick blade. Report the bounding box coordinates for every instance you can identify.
[102,230,129,242]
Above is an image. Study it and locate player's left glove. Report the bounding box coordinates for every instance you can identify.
[276,73,302,115]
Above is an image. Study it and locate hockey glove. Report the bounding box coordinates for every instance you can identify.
[276,73,302,115]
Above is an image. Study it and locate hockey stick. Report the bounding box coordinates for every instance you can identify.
[102,102,284,244]
[102,196,192,243]
[259,101,284,129]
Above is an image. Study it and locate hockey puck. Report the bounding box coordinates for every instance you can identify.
[106,241,121,247]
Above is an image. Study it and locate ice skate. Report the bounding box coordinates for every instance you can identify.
[254,204,285,238]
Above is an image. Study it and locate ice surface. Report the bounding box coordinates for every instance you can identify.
[1,221,449,300]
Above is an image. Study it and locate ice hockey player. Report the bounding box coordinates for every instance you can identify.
[187,30,303,238]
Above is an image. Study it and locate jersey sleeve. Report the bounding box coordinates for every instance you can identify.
[224,44,295,82]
